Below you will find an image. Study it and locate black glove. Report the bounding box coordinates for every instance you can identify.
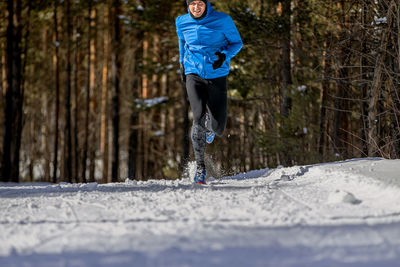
[212,52,226,70]
[180,63,186,83]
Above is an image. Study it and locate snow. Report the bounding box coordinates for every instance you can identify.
[1,158,400,266]
[135,97,168,109]
[373,17,387,25]
[297,85,307,92]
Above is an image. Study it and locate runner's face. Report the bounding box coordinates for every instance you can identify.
[189,1,206,18]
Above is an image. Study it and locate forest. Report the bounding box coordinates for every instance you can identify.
[0,0,399,183]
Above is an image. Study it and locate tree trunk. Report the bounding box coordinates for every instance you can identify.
[318,2,333,160]
[82,3,93,183]
[64,0,73,183]
[0,40,5,170]
[360,2,369,157]
[42,92,51,181]
[1,41,5,96]
[142,37,149,179]
[279,0,292,166]
[0,40,4,173]
[368,2,393,157]
[73,14,81,182]
[127,32,142,180]
[1,0,23,183]
[332,0,350,159]
[394,2,400,157]
[53,3,61,183]
[151,34,161,179]
[280,0,292,118]
[332,63,349,158]
[367,58,383,157]
[89,7,98,183]
[319,41,329,160]
[110,0,121,182]
[128,107,139,180]
[100,4,110,183]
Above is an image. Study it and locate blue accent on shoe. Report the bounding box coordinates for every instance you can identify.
[206,131,215,144]
[194,168,207,184]
[205,113,215,144]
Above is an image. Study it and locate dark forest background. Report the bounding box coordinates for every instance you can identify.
[1,0,399,183]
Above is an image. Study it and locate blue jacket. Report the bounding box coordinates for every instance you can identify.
[176,1,243,79]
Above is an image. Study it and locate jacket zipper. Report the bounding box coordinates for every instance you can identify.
[203,55,206,78]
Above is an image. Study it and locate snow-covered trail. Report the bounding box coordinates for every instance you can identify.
[1,158,400,266]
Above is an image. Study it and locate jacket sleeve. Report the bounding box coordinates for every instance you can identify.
[221,16,243,60]
[176,18,186,64]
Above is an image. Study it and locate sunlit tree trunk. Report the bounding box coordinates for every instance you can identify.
[140,36,149,179]
[89,6,98,183]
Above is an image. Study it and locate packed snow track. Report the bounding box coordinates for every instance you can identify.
[1,158,400,266]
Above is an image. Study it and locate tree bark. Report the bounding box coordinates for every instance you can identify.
[63,0,73,183]
[127,32,142,180]
[360,2,369,157]
[319,41,329,160]
[73,13,81,182]
[82,3,93,183]
[368,56,383,157]
[42,27,51,181]
[100,4,110,183]
[279,0,292,166]
[142,37,149,179]
[2,0,23,183]
[52,3,61,183]
[332,0,350,159]
[368,2,394,157]
[1,41,5,98]
[1,36,5,172]
[42,92,51,181]
[89,7,98,183]
[395,2,400,157]
[280,0,292,118]
[110,0,121,182]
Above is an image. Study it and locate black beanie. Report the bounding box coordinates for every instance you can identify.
[187,0,207,6]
